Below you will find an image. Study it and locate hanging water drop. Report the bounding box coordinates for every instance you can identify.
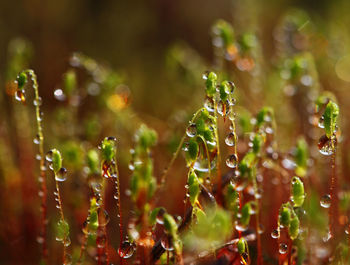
[318,116,325,128]
[202,71,210,80]
[217,100,230,116]
[97,209,110,226]
[271,229,279,239]
[186,123,197,137]
[15,90,26,103]
[33,134,40,145]
[118,240,136,259]
[226,154,238,168]
[318,135,335,156]
[204,96,215,112]
[33,96,42,106]
[320,194,331,208]
[55,167,67,182]
[225,132,235,146]
[161,236,174,251]
[279,243,288,254]
[46,150,53,162]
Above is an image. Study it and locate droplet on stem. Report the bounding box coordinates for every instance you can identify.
[118,240,135,259]
[186,123,197,137]
[55,167,67,182]
[320,194,331,208]
[226,154,238,168]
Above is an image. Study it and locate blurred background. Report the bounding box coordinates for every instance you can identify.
[1,0,350,264]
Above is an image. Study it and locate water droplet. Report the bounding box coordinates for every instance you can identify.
[64,237,71,247]
[37,235,44,244]
[33,134,40,145]
[318,116,325,128]
[55,167,67,182]
[161,236,174,251]
[235,222,248,232]
[15,90,26,103]
[320,194,331,208]
[54,88,66,101]
[226,154,238,168]
[186,123,197,137]
[204,96,215,112]
[156,208,166,225]
[33,97,42,106]
[279,243,288,254]
[46,150,53,162]
[202,71,210,80]
[271,229,279,239]
[118,241,136,259]
[258,224,265,234]
[217,100,230,116]
[98,209,110,226]
[225,132,235,146]
[227,81,235,93]
[318,135,335,156]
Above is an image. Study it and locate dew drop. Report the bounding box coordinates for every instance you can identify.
[46,150,53,162]
[318,135,335,156]
[55,167,67,182]
[160,236,174,251]
[271,229,279,239]
[226,154,238,168]
[217,100,230,116]
[225,132,235,146]
[258,224,265,234]
[54,88,66,101]
[320,194,331,208]
[98,209,110,226]
[33,97,42,106]
[202,71,210,80]
[235,222,248,232]
[318,116,325,128]
[186,123,197,137]
[204,96,215,112]
[279,243,288,254]
[33,134,40,145]
[15,90,26,103]
[156,208,166,225]
[37,235,44,244]
[118,241,136,259]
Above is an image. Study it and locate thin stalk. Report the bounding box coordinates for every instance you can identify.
[96,178,109,265]
[197,135,212,186]
[155,108,205,202]
[287,237,293,265]
[21,70,48,261]
[54,176,68,265]
[253,177,263,265]
[329,144,338,238]
[77,233,87,265]
[213,101,222,204]
[110,155,124,264]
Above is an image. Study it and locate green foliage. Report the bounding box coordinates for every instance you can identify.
[237,238,247,254]
[291,176,305,207]
[323,101,339,138]
[51,149,62,173]
[295,137,308,177]
[187,170,200,206]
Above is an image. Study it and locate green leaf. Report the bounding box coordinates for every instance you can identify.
[237,238,247,254]
[205,72,217,96]
[51,149,62,173]
[323,101,339,138]
[292,176,305,207]
[188,170,200,206]
[289,216,300,240]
